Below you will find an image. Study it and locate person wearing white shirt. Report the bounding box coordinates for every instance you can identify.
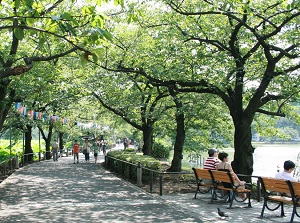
[275,160,297,182]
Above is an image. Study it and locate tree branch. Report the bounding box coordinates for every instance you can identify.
[256,108,285,117]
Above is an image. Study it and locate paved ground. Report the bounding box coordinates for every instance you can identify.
[0,147,299,223]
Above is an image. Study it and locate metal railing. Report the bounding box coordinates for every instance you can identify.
[0,156,19,182]
[105,155,263,199]
[105,155,194,196]
[0,151,49,182]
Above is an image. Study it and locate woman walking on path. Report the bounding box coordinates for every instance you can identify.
[92,141,99,164]
[52,140,59,162]
[82,139,91,163]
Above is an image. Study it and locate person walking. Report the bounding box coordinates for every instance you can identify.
[101,139,107,156]
[52,140,59,162]
[82,139,91,163]
[73,140,80,164]
[123,138,128,150]
[92,141,99,164]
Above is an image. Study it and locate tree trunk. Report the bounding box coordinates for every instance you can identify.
[0,81,14,131]
[231,123,255,183]
[142,125,153,155]
[39,124,53,160]
[168,97,185,172]
[168,112,185,172]
[24,125,34,163]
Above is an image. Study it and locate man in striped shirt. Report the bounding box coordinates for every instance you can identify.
[203,148,220,170]
[203,149,220,199]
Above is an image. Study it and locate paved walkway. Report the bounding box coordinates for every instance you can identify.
[0,149,298,223]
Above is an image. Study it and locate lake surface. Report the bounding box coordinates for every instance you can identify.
[252,144,300,177]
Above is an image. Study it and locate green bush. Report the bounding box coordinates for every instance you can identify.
[107,150,161,182]
[124,148,135,153]
[151,142,170,159]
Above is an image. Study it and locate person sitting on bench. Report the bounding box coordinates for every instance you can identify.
[275,160,297,182]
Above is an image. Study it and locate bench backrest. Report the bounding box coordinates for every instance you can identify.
[287,181,300,197]
[210,170,235,185]
[259,177,290,194]
[192,168,212,181]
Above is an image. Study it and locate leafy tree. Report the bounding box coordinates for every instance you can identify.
[0,0,114,131]
[148,0,300,177]
[92,70,172,155]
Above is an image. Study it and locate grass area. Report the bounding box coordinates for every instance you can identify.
[0,139,45,162]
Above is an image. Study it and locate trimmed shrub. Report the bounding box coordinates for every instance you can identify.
[124,148,135,153]
[151,142,170,159]
[107,150,161,182]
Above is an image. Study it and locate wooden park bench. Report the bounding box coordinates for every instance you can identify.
[259,177,300,222]
[210,170,252,208]
[192,168,214,199]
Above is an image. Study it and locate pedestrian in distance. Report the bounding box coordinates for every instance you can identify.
[52,140,59,162]
[82,139,91,163]
[92,141,99,164]
[73,140,80,164]
[101,139,107,156]
[123,138,128,150]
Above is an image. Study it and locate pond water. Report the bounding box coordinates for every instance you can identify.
[184,143,300,178]
[252,144,300,177]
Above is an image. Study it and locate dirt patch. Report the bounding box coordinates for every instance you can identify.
[139,164,196,195]
[140,177,196,194]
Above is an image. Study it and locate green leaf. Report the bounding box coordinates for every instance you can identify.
[26,0,33,8]
[92,54,98,63]
[92,16,104,28]
[114,0,124,7]
[92,48,105,57]
[80,54,88,66]
[15,0,21,9]
[103,30,113,41]
[14,28,24,40]
[26,18,35,26]
[65,23,77,36]
[61,12,73,21]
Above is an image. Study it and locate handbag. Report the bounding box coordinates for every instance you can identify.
[83,149,87,154]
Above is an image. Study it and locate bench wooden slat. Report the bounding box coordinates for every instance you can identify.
[260,177,291,194]
[268,195,293,203]
[194,168,212,181]
[290,181,300,197]
[210,170,251,208]
[192,168,214,199]
[259,177,300,222]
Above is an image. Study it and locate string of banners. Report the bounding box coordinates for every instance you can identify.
[14,102,102,130]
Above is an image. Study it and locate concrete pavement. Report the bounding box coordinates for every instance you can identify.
[0,149,299,222]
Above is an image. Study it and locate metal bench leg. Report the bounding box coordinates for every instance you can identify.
[210,189,216,203]
[280,202,285,217]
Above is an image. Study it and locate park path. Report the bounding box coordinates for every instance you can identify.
[0,149,203,223]
[0,147,298,223]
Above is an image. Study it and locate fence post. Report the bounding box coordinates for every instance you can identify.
[150,171,153,192]
[3,163,6,177]
[159,175,163,196]
[137,162,142,186]
[15,156,19,169]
